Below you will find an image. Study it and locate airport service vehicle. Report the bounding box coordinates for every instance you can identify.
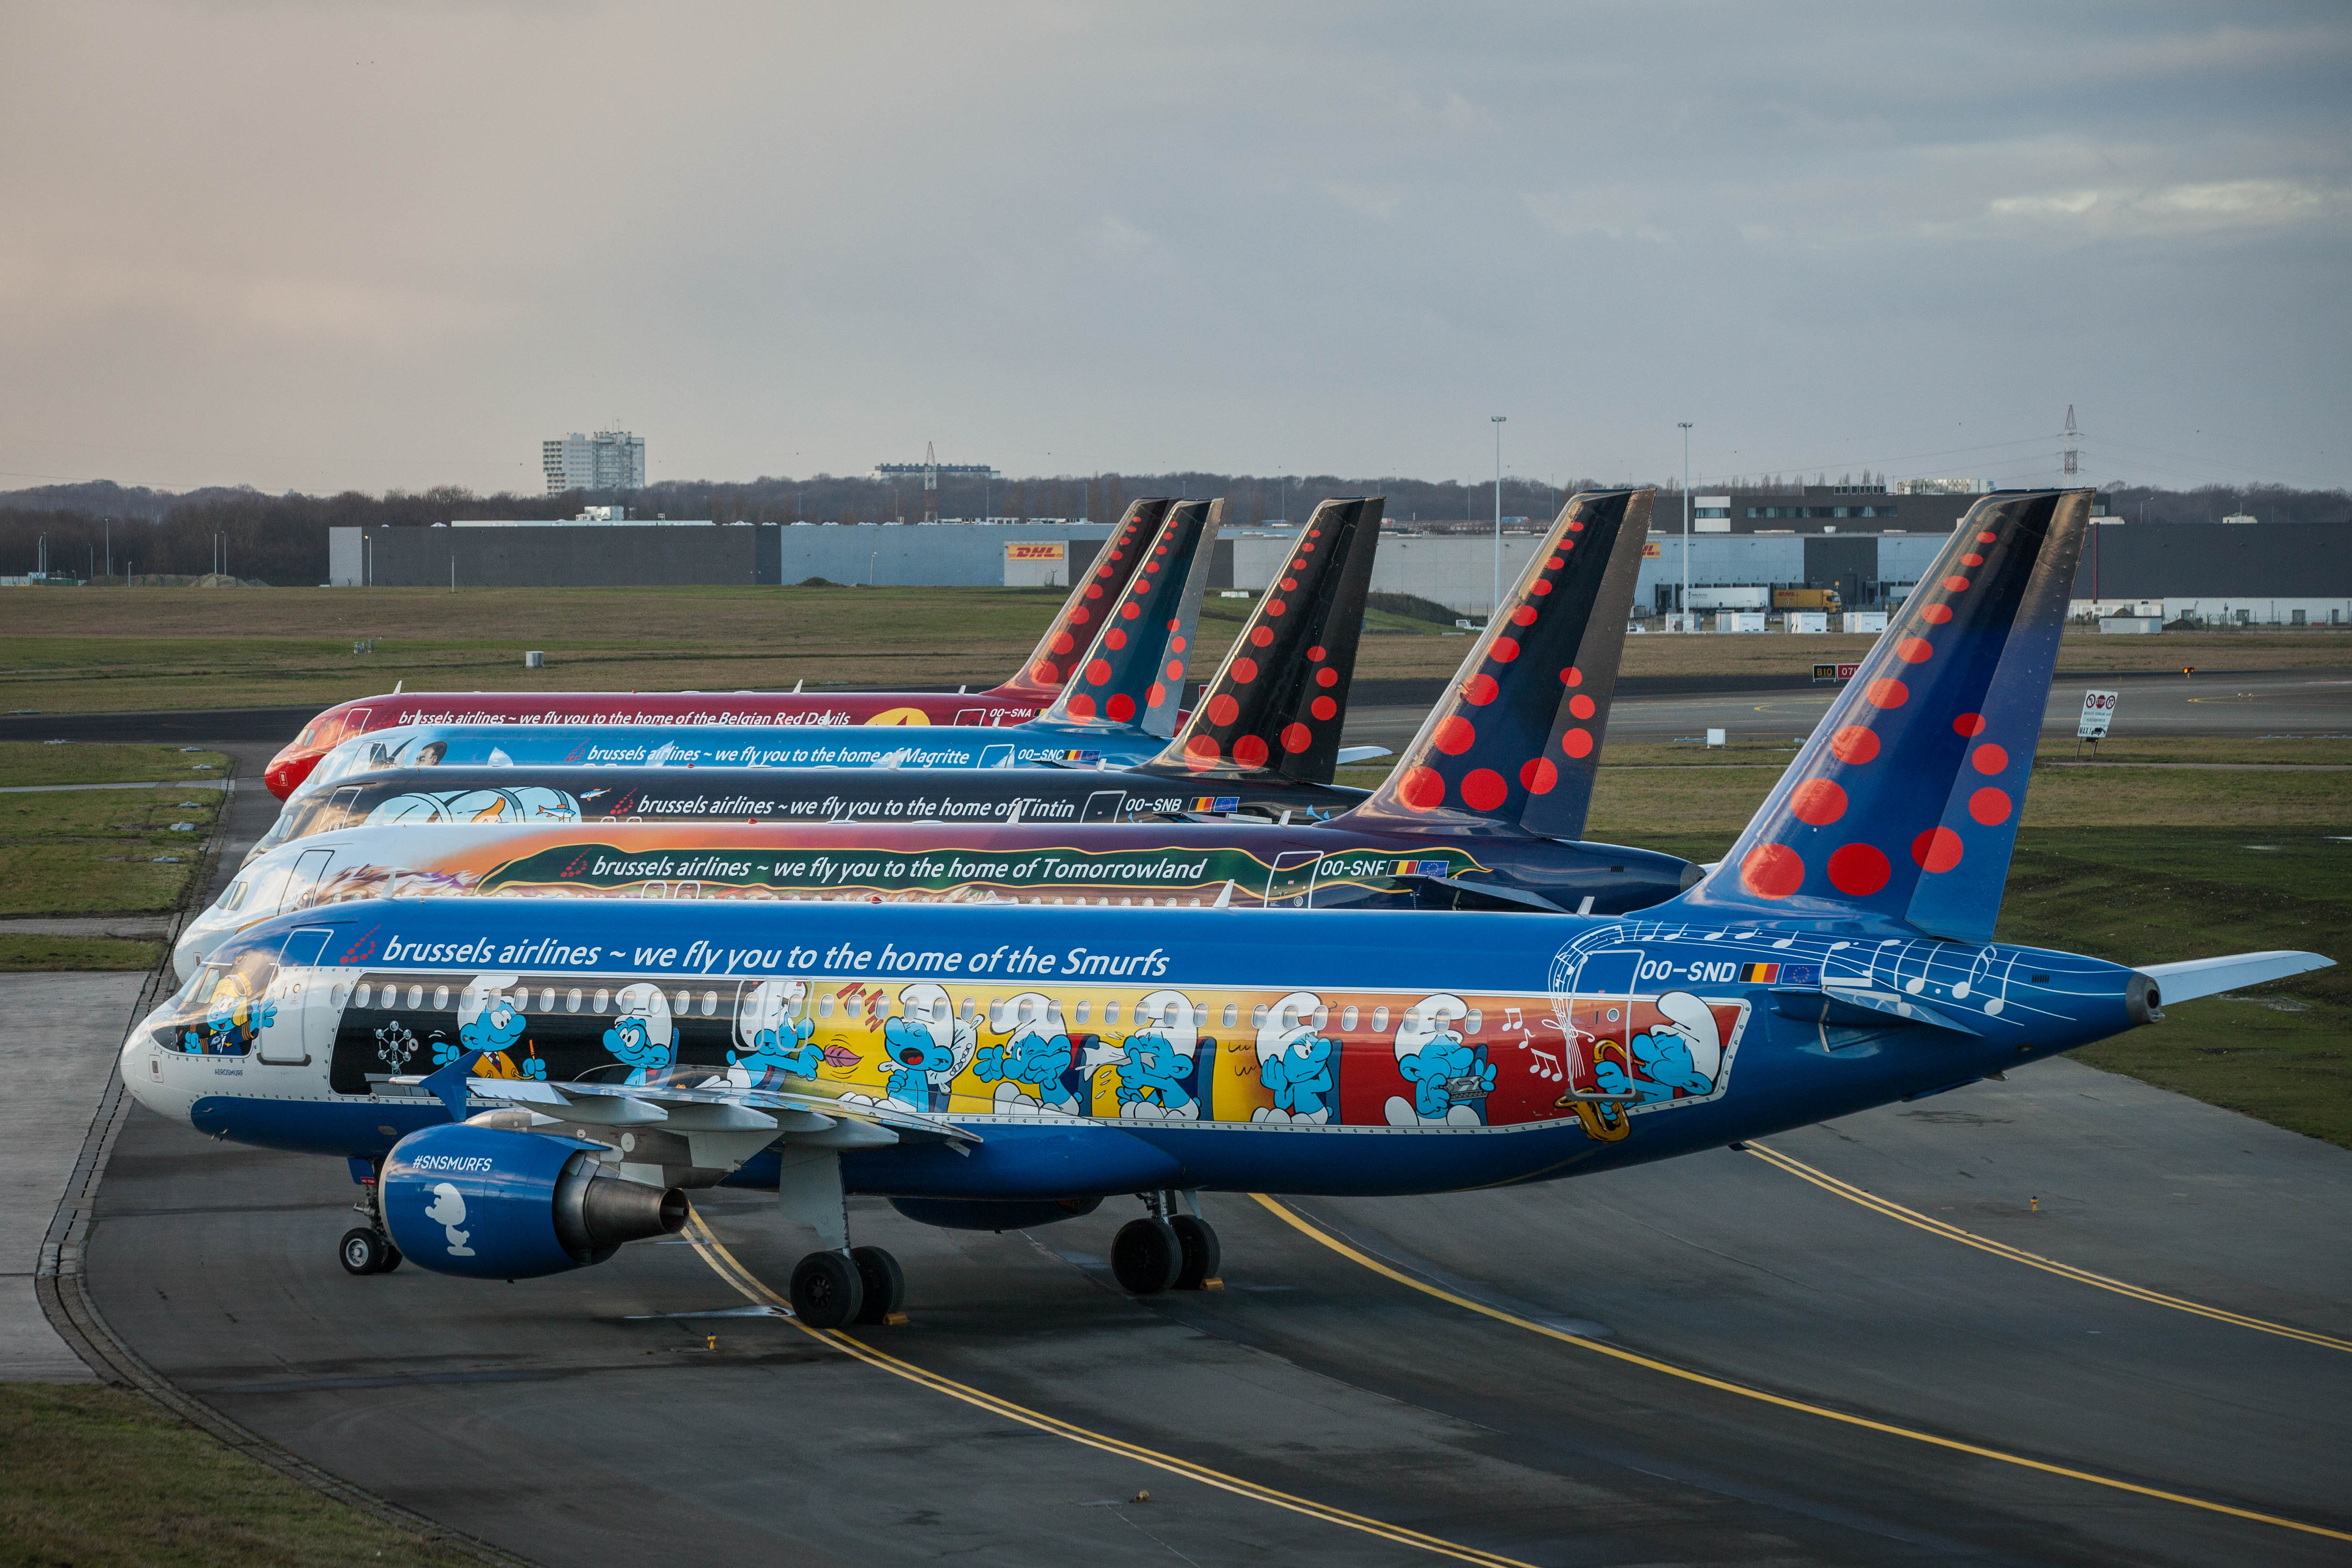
[127,489,2333,1326]
[278,496,1290,798]
[240,491,1402,866]
[261,498,1184,798]
[182,492,1689,976]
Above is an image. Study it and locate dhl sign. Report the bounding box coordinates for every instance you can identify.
[1641,541,1661,558]
[1005,543,1067,562]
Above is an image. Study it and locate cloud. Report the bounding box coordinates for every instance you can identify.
[1987,179,2351,235]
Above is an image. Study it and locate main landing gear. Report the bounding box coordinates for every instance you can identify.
[340,1165,402,1275]
[1112,1191,1220,1296]
[777,1146,907,1330]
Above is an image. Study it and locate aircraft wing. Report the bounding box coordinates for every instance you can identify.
[2136,950,2335,1006]
[396,1053,977,1147]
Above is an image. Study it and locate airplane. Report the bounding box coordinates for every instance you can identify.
[261,498,1184,799]
[175,491,1698,979]
[236,485,1409,868]
[273,494,1282,797]
[123,487,2333,1329]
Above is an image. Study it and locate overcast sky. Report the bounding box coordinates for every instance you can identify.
[3,3,2346,497]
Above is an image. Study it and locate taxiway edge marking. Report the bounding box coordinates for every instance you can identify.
[1250,1193,2352,1544]
[1744,1142,2352,1353]
[680,1209,1539,1568]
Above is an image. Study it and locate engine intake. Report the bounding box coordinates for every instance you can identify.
[382,1123,685,1279]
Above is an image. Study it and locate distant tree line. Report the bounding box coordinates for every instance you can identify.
[1,473,2342,586]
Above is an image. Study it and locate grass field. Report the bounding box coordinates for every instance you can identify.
[0,1384,477,1567]
[0,745,228,919]
[4,584,2345,714]
[0,934,164,972]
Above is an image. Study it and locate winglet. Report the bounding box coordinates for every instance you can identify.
[1142,496,1384,785]
[418,1050,484,1123]
[1673,489,2093,939]
[1041,499,1220,735]
[1348,489,1652,839]
[990,499,1174,703]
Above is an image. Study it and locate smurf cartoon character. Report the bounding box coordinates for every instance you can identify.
[877,982,976,1111]
[1116,990,1202,1121]
[602,983,676,1084]
[424,1182,475,1257]
[1595,990,1720,1104]
[727,979,817,1088]
[1253,992,1336,1124]
[452,975,544,1077]
[975,993,1079,1116]
[192,971,273,1055]
[1383,993,1492,1126]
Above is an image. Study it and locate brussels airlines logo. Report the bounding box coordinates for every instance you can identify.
[339,926,382,965]
[424,1183,475,1256]
[565,742,591,763]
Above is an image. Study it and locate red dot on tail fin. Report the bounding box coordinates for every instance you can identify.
[1921,605,1954,624]
[1561,728,1593,758]
[1865,678,1909,709]
[1827,843,1891,896]
[1969,787,2012,825]
[1185,735,1221,768]
[1490,637,1520,663]
[1972,743,2008,773]
[1086,659,1111,685]
[1234,735,1270,768]
[1568,694,1596,720]
[1434,717,1476,755]
[1942,575,1970,592]
[1521,757,1557,793]
[1398,767,1445,810]
[1106,695,1137,722]
[1312,695,1337,720]
[1913,827,1964,873]
[1953,713,1986,736]
[1790,778,1847,825]
[1230,658,1258,685]
[1280,723,1313,754]
[1894,638,1932,664]
[1462,770,1506,811]
[1206,694,1239,726]
[1562,667,1583,686]
[1465,674,1498,705]
[1066,694,1096,720]
[1741,845,1805,898]
[1829,726,1879,764]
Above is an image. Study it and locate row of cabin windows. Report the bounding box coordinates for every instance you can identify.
[338,978,1488,1038]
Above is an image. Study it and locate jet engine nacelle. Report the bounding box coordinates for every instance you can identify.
[889,1195,1102,1232]
[381,1123,686,1279]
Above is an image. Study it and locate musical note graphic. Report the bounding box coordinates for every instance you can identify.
[1502,1005,1526,1033]
[1528,1047,1564,1082]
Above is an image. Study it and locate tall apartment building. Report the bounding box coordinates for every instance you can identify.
[541,430,646,494]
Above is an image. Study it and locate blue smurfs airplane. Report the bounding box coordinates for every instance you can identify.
[123,488,2332,1328]
[285,495,1351,790]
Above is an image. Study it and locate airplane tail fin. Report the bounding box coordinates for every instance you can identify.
[1348,489,1653,838]
[1040,499,1219,735]
[991,499,1173,703]
[1672,488,2093,942]
[1141,496,1384,785]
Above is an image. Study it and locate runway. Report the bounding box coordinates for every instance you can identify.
[53,706,2352,1565]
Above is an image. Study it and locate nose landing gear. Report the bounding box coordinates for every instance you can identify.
[1113,1191,1220,1295]
[339,1168,402,1274]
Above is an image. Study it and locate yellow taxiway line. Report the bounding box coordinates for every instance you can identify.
[680,1208,1538,1568]
[1250,1192,2351,1545]
[1741,1141,2352,1354]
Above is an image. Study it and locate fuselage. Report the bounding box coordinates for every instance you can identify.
[127,898,2153,1200]
[178,817,1695,978]
[264,688,1060,799]
[247,762,1372,866]
[288,720,1183,804]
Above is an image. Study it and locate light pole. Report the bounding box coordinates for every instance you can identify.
[1678,422,1694,631]
[1490,416,1507,620]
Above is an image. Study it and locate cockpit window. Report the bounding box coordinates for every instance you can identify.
[155,948,279,1055]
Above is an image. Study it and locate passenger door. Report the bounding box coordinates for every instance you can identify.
[1265,851,1321,909]
[257,927,335,1065]
[1560,946,1643,1101]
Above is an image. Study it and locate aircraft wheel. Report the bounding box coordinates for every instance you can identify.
[376,1240,403,1274]
[339,1228,390,1276]
[850,1246,905,1325]
[791,1251,865,1329]
[1169,1215,1220,1290]
[1111,1218,1183,1295]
